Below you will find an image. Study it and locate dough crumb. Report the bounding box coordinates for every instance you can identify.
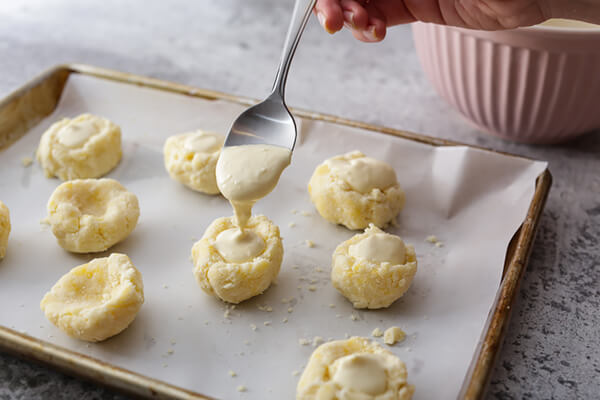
[282,318,288,323]
[289,222,296,228]
[350,313,360,321]
[305,240,315,248]
[425,235,438,243]
[292,370,300,376]
[301,211,312,217]
[229,370,237,377]
[263,321,271,326]
[383,327,406,345]
[328,304,336,308]
[250,324,257,331]
[426,235,444,247]
[312,336,324,347]
[237,385,247,392]
[299,338,310,346]
[21,157,33,167]
[287,307,294,313]
[371,327,384,337]
[314,267,323,272]
[308,285,317,292]
[257,304,273,312]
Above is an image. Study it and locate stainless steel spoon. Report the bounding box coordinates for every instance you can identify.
[223,0,317,150]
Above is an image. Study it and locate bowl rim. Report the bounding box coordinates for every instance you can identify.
[412,20,600,37]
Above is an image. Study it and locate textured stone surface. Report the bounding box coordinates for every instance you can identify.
[0,1,598,399]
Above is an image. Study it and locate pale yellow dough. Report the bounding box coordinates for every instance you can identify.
[40,253,144,342]
[297,337,414,400]
[331,225,417,309]
[46,178,139,253]
[163,130,224,194]
[191,215,283,304]
[0,201,10,260]
[308,151,405,230]
[36,113,122,180]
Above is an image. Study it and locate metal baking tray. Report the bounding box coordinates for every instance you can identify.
[0,64,551,399]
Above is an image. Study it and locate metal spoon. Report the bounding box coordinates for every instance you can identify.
[223,0,317,150]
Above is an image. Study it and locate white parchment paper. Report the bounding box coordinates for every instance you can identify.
[0,74,547,399]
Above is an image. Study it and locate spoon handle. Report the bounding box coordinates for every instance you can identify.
[271,0,317,99]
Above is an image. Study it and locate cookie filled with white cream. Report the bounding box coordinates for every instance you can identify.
[163,130,224,194]
[331,224,417,309]
[191,144,290,303]
[308,151,405,230]
[36,113,122,180]
[297,336,414,400]
[191,215,283,304]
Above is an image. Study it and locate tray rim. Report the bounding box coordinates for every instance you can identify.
[0,64,552,400]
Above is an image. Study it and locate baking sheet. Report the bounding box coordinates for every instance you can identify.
[0,74,547,399]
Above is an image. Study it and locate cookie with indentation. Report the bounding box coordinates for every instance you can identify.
[45,178,139,253]
[40,253,144,342]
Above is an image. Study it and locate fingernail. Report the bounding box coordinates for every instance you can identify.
[343,11,354,29]
[363,26,378,41]
[317,12,334,34]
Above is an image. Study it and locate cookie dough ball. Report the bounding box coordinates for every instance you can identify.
[0,201,10,260]
[163,130,224,194]
[40,253,144,342]
[36,113,122,180]
[332,224,417,309]
[191,215,283,304]
[46,178,139,253]
[297,337,414,400]
[308,151,405,230]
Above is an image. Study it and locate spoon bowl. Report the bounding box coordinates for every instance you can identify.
[223,0,316,151]
[224,93,297,149]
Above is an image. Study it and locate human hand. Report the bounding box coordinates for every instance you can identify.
[314,0,555,42]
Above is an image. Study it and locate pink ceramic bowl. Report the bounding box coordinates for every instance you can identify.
[412,21,600,144]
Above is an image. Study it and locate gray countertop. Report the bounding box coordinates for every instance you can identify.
[1,1,598,399]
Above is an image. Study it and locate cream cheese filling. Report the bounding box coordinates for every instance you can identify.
[331,353,388,396]
[214,228,265,263]
[348,232,406,265]
[216,144,291,229]
[326,155,396,193]
[183,132,222,153]
[57,119,99,147]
